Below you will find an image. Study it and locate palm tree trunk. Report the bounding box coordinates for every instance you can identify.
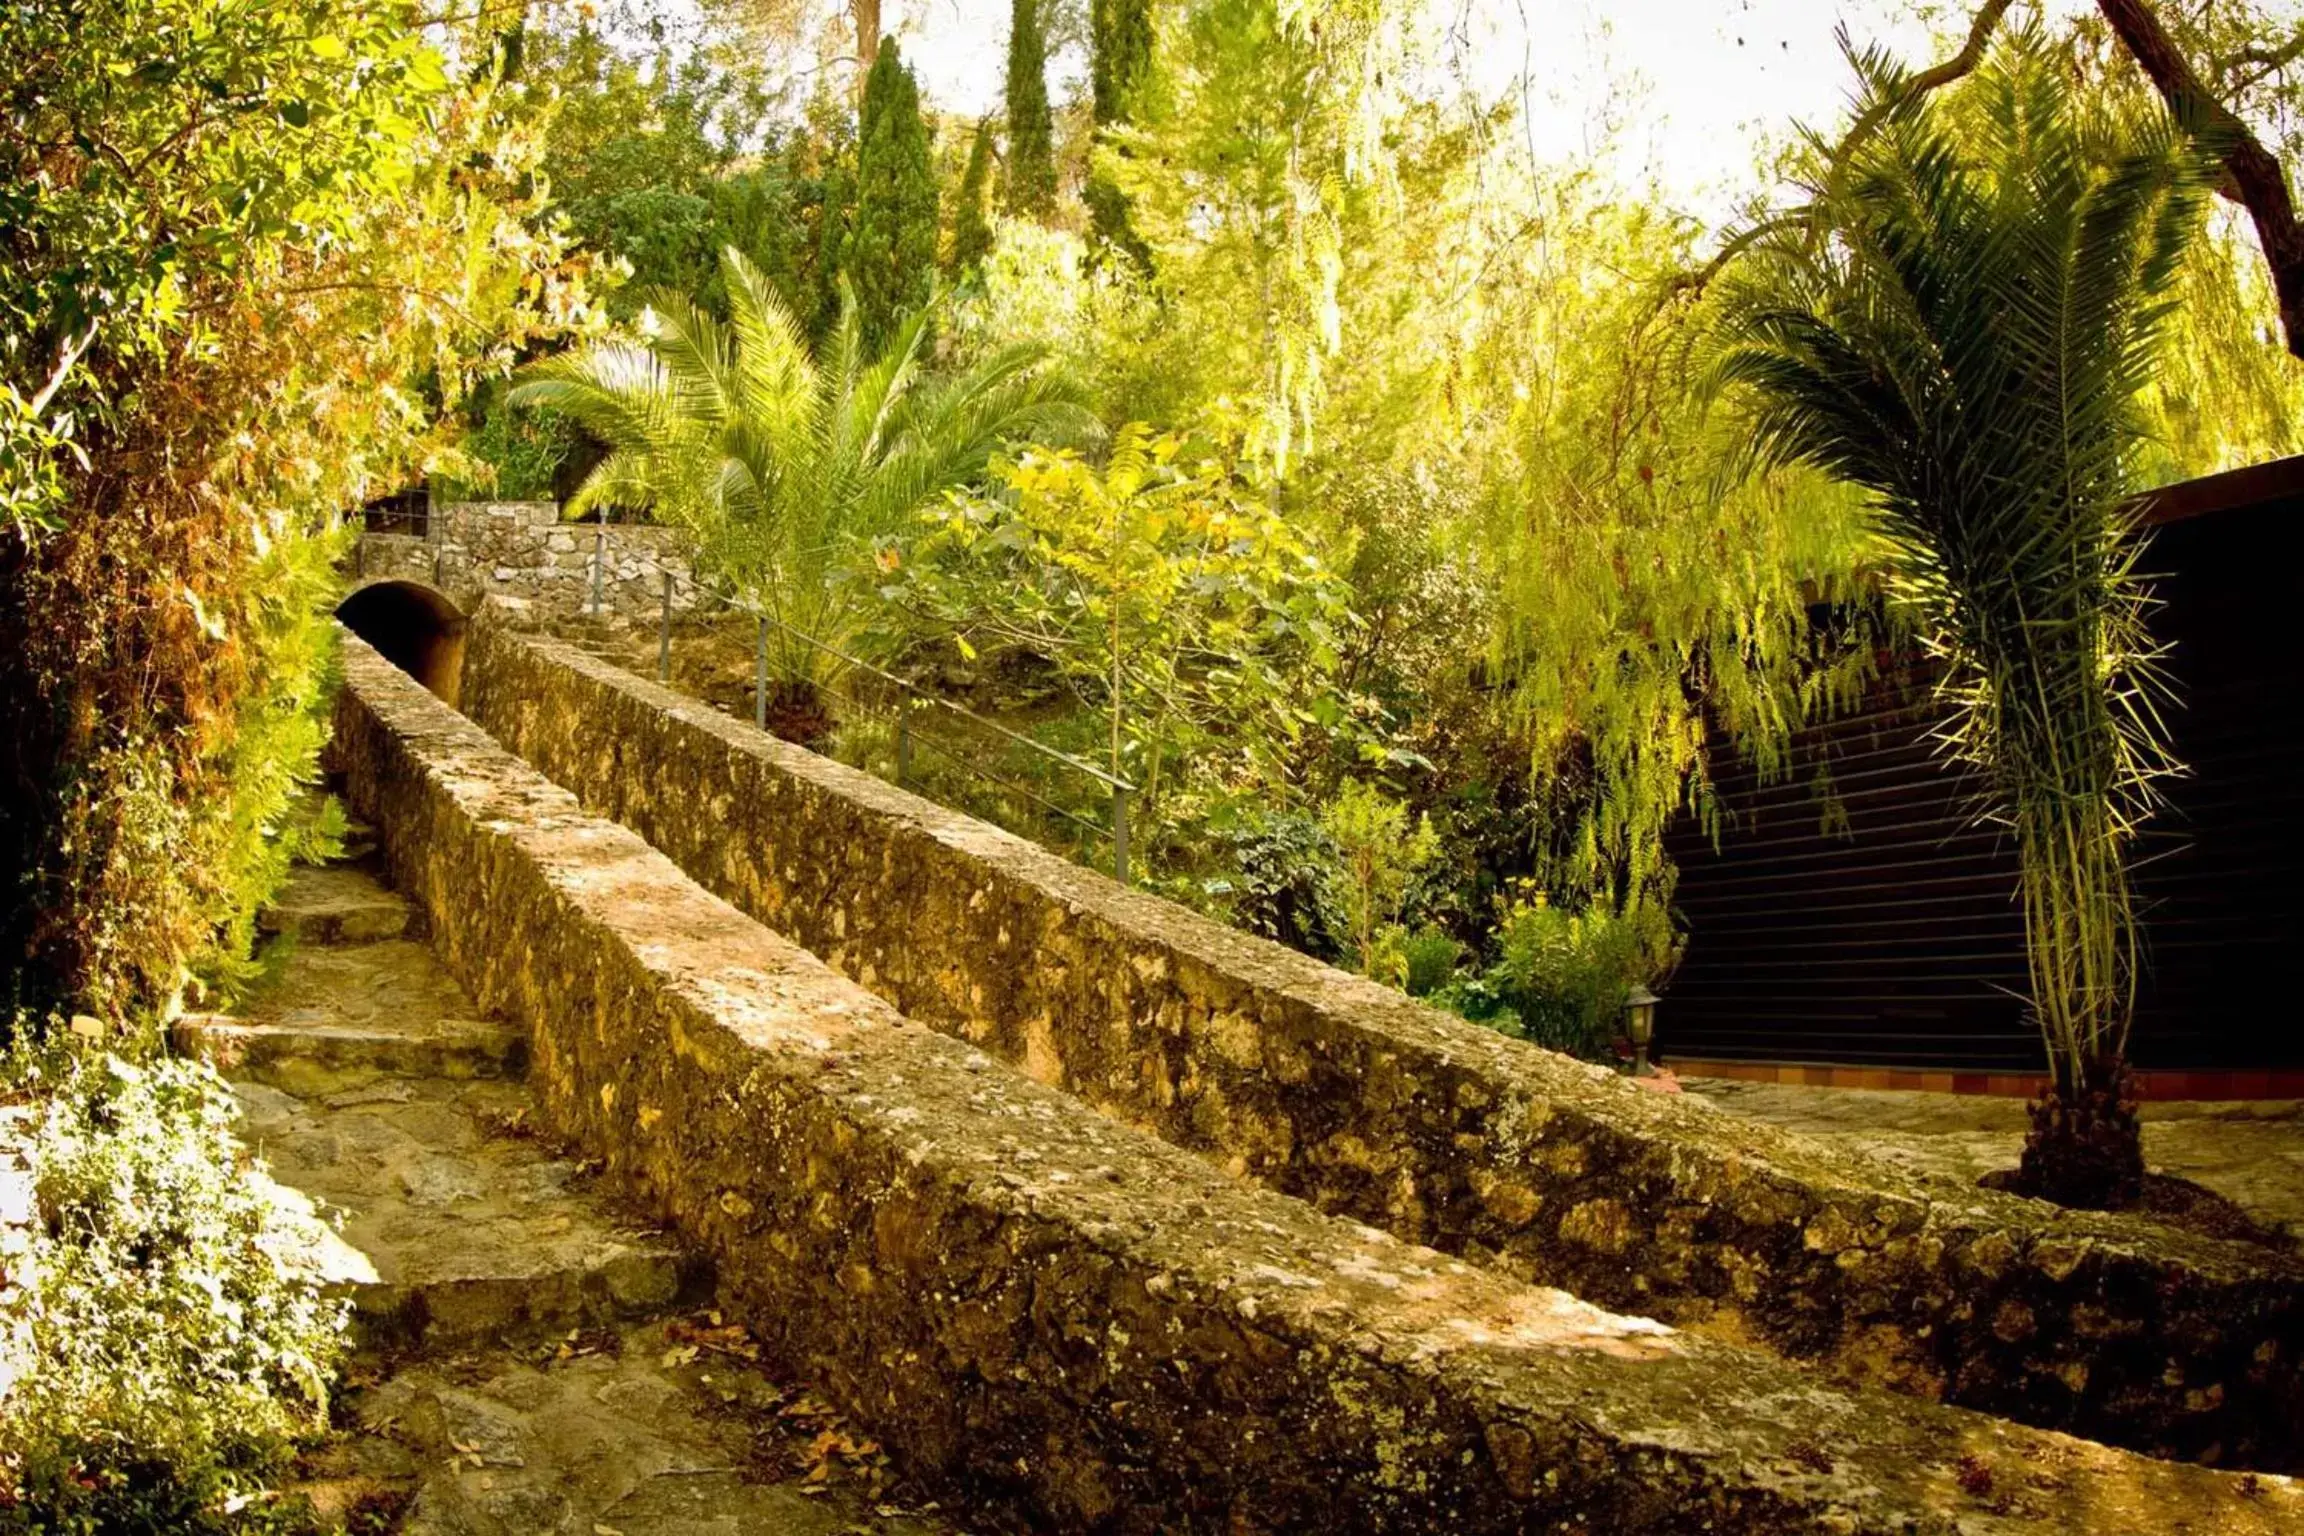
[2007,711,2147,1209]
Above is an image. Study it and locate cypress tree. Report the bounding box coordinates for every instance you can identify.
[947,117,997,277]
[1086,0,1154,265]
[1089,0,1152,125]
[846,38,938,349]
[1004,0,1055,217]
[810,146,855,339]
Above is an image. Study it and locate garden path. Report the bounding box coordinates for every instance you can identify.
[181,852,969,1536]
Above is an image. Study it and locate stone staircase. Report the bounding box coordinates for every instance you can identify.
[177,851,963,1536]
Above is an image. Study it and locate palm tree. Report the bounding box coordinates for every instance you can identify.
[1702,34,2209,1207]
[511,246,1090,737]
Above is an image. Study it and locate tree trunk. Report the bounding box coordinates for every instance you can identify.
[850,0,879,81]
[2011,1055,2147,1209]
[762,679,836,748]
[2096,0,2304,359]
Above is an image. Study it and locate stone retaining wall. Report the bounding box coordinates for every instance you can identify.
[463,624,2304,1468]
[334,630,2303,1534]
[353,503,694,624]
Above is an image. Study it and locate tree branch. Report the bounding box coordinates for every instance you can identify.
[26,321,100,418]
[1674,0,2014,302]
[2223,30,2304,91]
[1835,0,2017,165]
[2096,0,2304,358]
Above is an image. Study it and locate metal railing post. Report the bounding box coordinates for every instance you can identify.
[754,614,768,730]
[591,523,606,616]
[895,694,914,784]
[657,570,673,682]
[1112,785,1131,885]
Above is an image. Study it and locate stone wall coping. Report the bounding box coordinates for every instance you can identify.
[485,628,2280,1271]
[464,625,2304,1468]
[335,629,2304,1533]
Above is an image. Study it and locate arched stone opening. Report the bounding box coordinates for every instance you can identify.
[338,581,469,707]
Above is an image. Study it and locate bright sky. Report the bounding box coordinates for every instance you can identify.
[881,0,2044,217]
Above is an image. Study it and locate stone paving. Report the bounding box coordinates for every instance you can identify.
[1684,1077,2304,1237]
[181,859,969,1536]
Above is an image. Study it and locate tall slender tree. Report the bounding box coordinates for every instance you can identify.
[845,39,938,349]
[947,117,998,276]
[1087,0,1155,262]
[1705,33,2211,1207]
[1004,0,1056,217]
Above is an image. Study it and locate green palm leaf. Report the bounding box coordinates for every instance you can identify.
[512,246,1097,695]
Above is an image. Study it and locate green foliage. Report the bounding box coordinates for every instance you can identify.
[1316,780,1438,980]
[899,423,1359,853]
[438,389,583,502]
[0,0,582,1019]
[1469,891,1675,1058]
[0,1050,347,1531]
[947,120,999,277]
[516,249,1089,702]
[848,42,939,351]
[1398,924,1462,998]
[1482,189,1880,937]
[1187,809,1340,956]
[948,220,1204,431]
[1096,0,1419,470]
[1704,30,2210,1101]
[1005,0,1057,217]
[812,140,859,338]
[521,25,843,331]
[1091,0,1156,126]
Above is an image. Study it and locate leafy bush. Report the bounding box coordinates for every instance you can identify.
[1316,781,1439,981]
[1174,809,1340,958]
[0,1049,346,1533]
[1474,892,1677,1058]
[1,0,580,1022]
[1398,925,1463,998]
[903,424,1359,865]
[438,392,582,503]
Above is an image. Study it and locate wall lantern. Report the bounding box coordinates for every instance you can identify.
[1622,984,1660,1076]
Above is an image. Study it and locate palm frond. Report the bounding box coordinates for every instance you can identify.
[516,259,1086,692]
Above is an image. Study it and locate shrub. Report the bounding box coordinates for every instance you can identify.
[0,1049,346,1533]
[1178,809,1340,959]
[1477,891,1676,1059]
[438,392,582,503]
[1317,781,1439,981]
[1399,924,1463,998]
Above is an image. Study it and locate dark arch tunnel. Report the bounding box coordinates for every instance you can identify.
[337,581,469,708]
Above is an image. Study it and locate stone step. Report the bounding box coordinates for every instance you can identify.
[177,1014,526,1085]
[300,1317,961,1536]
[258,863,413,945]
[340,816,380,861]
[233,1073,701,1350]
[231,936,526,1072]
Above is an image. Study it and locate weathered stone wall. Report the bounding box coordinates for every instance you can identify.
[353,502,694,624]
[333,630,2304,1534]
[463,624,2304,1469]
